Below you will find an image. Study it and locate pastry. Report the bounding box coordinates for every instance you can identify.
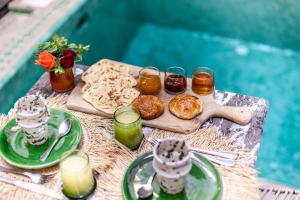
[81,60,139,115]
[168,94,202,119]
[132,95,164,120]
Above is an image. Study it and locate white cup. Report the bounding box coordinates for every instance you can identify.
[153,138,192,194]
[22,123,48,145]
[14,95,49,145]
[15,95,47,118]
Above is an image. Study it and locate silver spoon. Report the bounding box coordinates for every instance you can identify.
[137,172,156,199]
[10,125,20,132]
[40,119,72,162]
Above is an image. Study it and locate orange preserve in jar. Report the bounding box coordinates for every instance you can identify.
[138,67,161,95]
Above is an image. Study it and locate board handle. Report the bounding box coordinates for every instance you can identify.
[217,106,252,125]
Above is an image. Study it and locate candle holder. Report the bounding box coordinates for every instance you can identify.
[60,150,96,199]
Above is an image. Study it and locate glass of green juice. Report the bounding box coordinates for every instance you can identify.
[60,150,96,199]
[114,106,143,150]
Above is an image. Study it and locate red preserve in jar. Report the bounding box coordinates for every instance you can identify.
[164,66,187,94]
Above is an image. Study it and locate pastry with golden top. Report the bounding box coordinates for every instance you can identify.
[132,95,164,120]
[168,94,202,119]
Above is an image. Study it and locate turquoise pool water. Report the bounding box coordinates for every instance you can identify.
[122,24,300,187]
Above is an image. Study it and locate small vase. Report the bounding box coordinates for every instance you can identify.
[49,68,75,92]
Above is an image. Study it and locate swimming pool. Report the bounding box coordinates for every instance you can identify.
[123,24,300,187]
[2,0,300,188]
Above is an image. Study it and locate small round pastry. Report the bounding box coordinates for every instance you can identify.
[132,95,164,120]
[168,94,202,120]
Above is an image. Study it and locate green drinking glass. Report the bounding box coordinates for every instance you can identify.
[60,150,96,199]
[114,106,142,150]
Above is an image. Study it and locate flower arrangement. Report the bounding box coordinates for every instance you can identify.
[35,34,89,75]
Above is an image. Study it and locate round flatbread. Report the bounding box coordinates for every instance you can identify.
[168,94,202,120]
[82,61,130,83]
[132,95,164,120]
[81,60,139,115]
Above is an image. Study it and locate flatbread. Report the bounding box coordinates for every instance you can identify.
[81,60,139,114]
[81,61,130,83]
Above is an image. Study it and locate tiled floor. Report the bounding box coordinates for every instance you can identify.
[0,0,81,86]
[260,181,300,200]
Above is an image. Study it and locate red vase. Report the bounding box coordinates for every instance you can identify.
[49,68,75,93]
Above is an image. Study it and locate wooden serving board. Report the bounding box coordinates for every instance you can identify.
[67,59,252,134]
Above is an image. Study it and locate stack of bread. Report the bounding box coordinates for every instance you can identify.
[81,60,140,114]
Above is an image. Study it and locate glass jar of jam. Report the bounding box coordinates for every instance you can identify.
[138,67,161,95]
[164,66,187,94]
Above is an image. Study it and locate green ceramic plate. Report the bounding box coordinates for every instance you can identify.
[123,152,222,200]
[0,108,82,169]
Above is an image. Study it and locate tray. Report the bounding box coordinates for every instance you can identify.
[67,59,252,134]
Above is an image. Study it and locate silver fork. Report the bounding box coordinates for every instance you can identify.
[0,166,56,184]
[148,137,238,159]
[147,137,236,167]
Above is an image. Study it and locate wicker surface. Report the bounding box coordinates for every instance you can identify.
[0,93,260,200]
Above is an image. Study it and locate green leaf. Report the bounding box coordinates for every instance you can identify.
[77,54,83,61]
[43,42,50,49]
[48,46,58,53]
[68,43,78,49]
[83,45,90,51]
[35,33,90,64]
[53,61,65,75]
[53,68,65,75]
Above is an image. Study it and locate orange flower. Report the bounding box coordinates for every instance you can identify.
[35,51,56,69]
